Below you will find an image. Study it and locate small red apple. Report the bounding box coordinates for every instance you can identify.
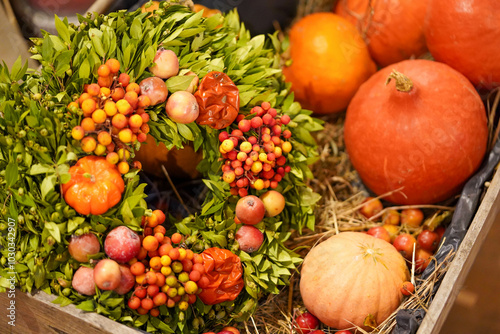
[149,48,179,79]
[68,233,100,262]
[293,312,319,334]
[104,226,141,263]
[72,266,96,296]
[235,225,264,253]
[93,259,121,290]
[114,264,135,295]
[235,195,265,225]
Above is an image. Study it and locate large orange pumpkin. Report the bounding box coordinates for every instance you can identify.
[425,0,500,89]
[335,0,428,67]
[282,12,376,115]
[62,156,125,215]
[344,59,488,204]
[300,232,410,330]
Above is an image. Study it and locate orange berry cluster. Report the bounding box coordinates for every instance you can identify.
[69,58,151,174]
[219,101,293,196]
[126,210,207,316]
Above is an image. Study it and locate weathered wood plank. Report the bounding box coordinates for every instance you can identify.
[417,167,500,334]
[0,289,142,334]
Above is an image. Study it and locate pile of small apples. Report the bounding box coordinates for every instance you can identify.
[233,190,285,253]
[126,212,206,315]
[219,101,293,196]
[359,197,446,274]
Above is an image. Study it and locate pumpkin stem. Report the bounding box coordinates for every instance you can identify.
[385,70,413,93]
[83,172,95,182]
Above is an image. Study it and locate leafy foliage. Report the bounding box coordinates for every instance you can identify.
[0,3,322,333]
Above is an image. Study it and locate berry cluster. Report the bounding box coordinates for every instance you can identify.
[360,198,446,274]
[126,210,207,316]
[219,101,292,196]
[69,58,151,174]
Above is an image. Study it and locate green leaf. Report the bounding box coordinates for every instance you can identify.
[41,175,57,200]
[166,75,196,93]
[54,15,70,44]
[79,58,90,79]
[44,222,61,243]
[76,300,95,312]
[177,123,194,141]
[5,162,19,187]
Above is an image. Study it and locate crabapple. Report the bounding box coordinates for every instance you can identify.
[235,225,264,253]
[104,226,141,263]
[72,266,96,296]
[68,233,101,262]
[165,91,199,124]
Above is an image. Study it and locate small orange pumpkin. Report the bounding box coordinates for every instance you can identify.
[62,156,125,215]
[300,232,410,330]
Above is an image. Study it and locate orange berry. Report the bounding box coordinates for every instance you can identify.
[155,272,166,287]
[116,99,132,115]
[147,214,159,228]
[185,249,194,260]
[153,225,166,235]
[137,247,148,260]
[138,95,151,108]
[158,243,173,257]
[171,233,182,244]
[98,75,113,88]
[106,152,119,165]
[100,87,111,97]
[81,136,97,153]
[281,141,292,153]
[94,144,106,156]
[152,210,166,224]
[112,113,128,129]
[149,308,160,317]
[67,101,79,112]
[145,271,157,285]
[154,232,164,244]
[133,160,142,170]
[124,91,139,109]
[105,58,120,73]
[129,114,143,128]
[127,296,141,310]
[168,248,180,261]
[104,100,117,116]
[149,256,162,271]
[91,108,107,124]
[71,126,85,140]
[118,73,130,87]
[141,298,154,311]
[97,64,111,77]
[117,161,130,174]
[117,147,130,160]
[140,123,150,134]
[97,131,112,146]
[111,87,125,101]
[126,82,141,94]
[86,83,101,96]
[118,128,133,143]
[81,98,97,114]
[79,92,92,104]
[130,261,146,276]
[143,235,159,252]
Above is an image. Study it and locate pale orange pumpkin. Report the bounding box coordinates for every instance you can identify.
[300,232,410,330]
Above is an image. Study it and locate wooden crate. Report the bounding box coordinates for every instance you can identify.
[2,166,500,334]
